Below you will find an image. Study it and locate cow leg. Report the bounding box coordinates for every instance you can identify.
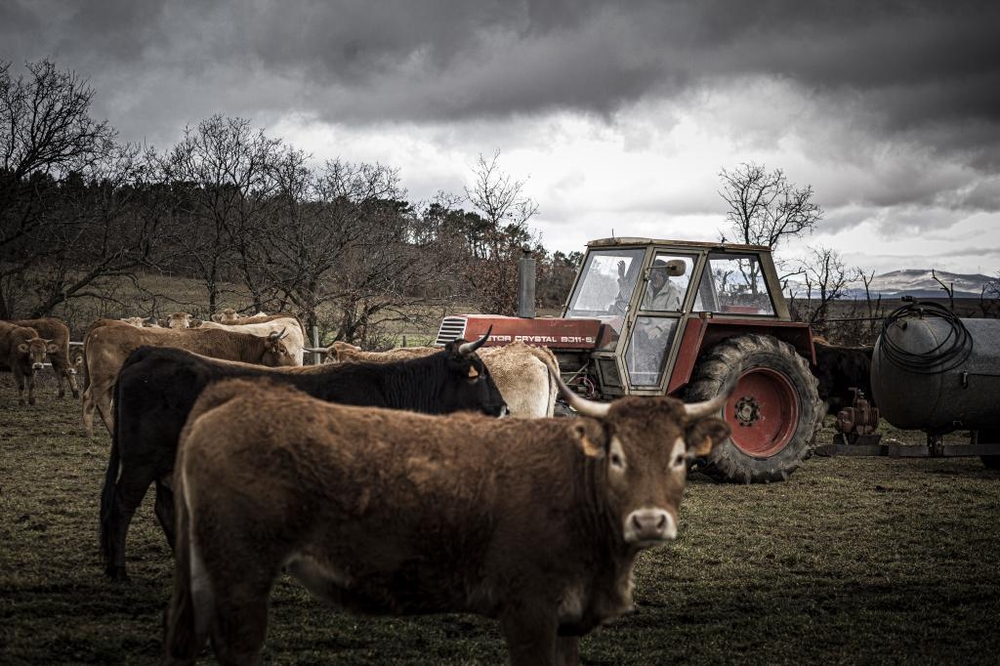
[154,480,178,552]
[207,581,271,666]
[51,358,79,399]
[500,609,561,666]
[65,365,80,399]
[106,475,155,580]
[556,636,580,666]
[14,369,37,406]
[49,360,66,398]
[81,387,97,437]
[96,387,115,436]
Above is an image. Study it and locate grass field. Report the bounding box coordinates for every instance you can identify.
[2,375,1000,665]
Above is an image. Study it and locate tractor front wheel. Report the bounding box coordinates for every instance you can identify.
[686,334,823,483]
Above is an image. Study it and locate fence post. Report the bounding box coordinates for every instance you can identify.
[311,325,321,365]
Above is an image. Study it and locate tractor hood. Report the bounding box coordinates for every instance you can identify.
[435,314,612,350]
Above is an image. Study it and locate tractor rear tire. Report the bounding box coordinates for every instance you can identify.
[686,333,824,483]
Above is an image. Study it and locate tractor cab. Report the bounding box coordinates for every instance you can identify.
[436,236,822,483]
[563,237,786,396]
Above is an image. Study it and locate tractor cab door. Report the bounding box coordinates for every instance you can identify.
[622,252,697,389]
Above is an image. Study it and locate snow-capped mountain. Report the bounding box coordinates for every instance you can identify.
[849,269,994,299]
[787,269,996,300]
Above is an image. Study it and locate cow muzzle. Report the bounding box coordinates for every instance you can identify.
[32,362,45,372]
[624,508,676,545]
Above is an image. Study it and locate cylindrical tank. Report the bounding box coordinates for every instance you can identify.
[871,303,1000,433]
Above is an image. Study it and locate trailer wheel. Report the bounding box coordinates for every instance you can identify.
[686,334,824,483]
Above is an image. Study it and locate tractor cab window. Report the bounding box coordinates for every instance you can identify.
[639,254,694,312]
[565,248,645,334]
[625,253,693,387]
[693,253,776,316]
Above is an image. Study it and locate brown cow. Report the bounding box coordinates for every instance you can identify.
[81,320,297,437]
[8,317,80,399]
[329,340,560,417]
[0,322,58,406]
[198,315,306,365]
[162,375,731,665]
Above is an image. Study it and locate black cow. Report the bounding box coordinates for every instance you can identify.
[100,335,506,580]
[813,340,874,415]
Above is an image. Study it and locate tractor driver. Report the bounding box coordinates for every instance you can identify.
[642,259,682,312]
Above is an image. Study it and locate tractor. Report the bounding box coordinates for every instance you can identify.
[435,237,825,483]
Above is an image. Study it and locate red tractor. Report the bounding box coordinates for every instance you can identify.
[436,237,824,483]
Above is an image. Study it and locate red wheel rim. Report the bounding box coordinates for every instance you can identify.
[725,368,799,457]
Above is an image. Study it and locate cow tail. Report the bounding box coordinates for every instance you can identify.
[163,467,205,663]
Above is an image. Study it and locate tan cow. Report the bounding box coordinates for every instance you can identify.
[80,319,297,437]
[162,374,731,665]
[329,340,560,417]
[7,317,80,399]
[210,308,241,324]
[0,322,58,406]
[198,314,306,365]
[163,312,194,329]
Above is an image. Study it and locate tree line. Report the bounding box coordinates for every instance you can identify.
[1,59,580,344]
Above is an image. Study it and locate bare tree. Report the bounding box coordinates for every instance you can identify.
[718,162,823,250]
[794,246,855,334]
[462,151,540,314]
[979,272,1000,318]
[259,159,455,345]
[0,59,114,180]
[156,115,293,314]
[0,59,148,321]
[931,269,956,312]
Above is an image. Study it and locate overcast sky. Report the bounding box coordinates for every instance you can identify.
[4,0,1000,278]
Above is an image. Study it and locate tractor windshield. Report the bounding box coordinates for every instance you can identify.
[693,253,776,315]
[565,248,645,331]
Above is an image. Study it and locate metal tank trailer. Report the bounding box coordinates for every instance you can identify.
[825,299,1000,468]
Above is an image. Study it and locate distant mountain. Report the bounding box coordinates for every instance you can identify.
[788,269,995,300]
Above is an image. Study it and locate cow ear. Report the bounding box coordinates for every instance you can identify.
[46,341,59,354]
[17,342,29,354]
[572,422,606,458]
[685,418,731,458]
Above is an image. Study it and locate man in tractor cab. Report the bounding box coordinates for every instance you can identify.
[628,258,687,384]
[643,259,683,311]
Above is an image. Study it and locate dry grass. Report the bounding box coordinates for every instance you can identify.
[2,379,1000,665]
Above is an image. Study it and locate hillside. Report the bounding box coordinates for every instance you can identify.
[790,269,995,300]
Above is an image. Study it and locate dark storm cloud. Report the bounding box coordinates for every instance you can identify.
[2,0,999,167]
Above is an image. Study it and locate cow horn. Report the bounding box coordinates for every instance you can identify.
[684,375,738,419]
[458,326,492,355]
[548,366,611,418]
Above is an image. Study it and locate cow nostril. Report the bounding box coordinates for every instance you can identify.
[656,514,667,530]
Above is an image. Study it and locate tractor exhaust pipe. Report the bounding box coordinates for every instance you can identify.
[518,247,536,319]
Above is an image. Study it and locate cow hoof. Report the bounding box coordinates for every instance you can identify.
[106,566,129,581]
